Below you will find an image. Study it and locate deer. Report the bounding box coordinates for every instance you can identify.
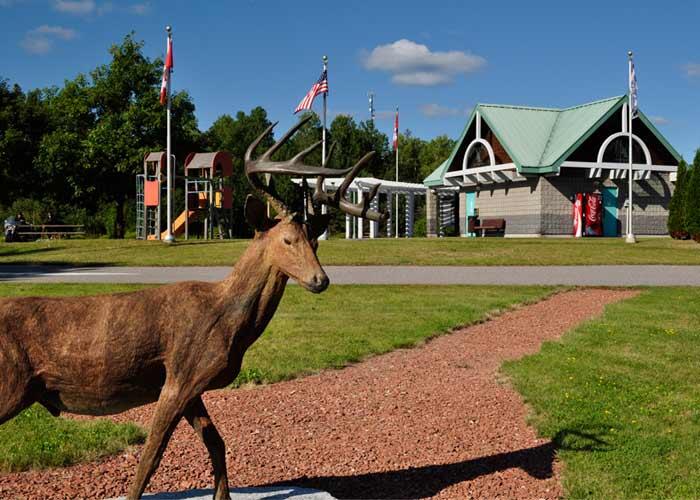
[0,116,386,500]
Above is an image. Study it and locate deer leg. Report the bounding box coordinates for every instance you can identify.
[126,384,192,500]
[0,337,33,425]
[184,396,231,500]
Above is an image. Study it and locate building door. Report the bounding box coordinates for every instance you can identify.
[466,191,476,237]
[602,186,618,237]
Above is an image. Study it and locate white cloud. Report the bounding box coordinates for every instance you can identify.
[362,39,486,86]
[650,116,670,125]
[128,2,150,15]
[53,0,95,14]
[684,63,700,77]
[33,24,77,39]
[21,24,77,55]
[420,103,466,118]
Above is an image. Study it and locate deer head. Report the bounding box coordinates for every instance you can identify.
[244,116,387,293]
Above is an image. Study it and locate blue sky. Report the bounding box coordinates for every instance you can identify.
[1,0,698,161]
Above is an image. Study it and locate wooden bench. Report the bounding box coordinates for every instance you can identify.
[473,218,506,237]
[17,224,85,240]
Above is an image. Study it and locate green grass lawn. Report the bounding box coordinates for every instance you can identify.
[0,282,554,471]
[503,287,700,499]
[1,236,699,266]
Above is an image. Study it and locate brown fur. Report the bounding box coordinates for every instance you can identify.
[0,200,328,500]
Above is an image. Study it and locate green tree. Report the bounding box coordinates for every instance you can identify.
[419,135,455,180]
[205,106,274,235]
[668,159,688,238]
[0,80,49,207]
[356,120,390,179]
[396,130,425,184]
[84,34,199,237]
[684,150,700,241]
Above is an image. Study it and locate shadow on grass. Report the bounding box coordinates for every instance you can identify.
[0,245,66,258]
[272,429,609,499]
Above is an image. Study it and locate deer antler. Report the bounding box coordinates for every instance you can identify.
[245,115,352,217]
[312,150,387,221]
[245,115,387,222]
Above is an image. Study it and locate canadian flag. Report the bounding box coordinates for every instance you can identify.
[392,109,399,150]
[159,36,173,105]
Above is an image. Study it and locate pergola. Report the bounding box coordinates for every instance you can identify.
[293,177,426,238]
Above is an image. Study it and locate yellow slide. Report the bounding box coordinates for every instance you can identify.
[161,209,196,239]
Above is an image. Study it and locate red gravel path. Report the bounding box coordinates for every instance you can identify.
[0,289,635,499]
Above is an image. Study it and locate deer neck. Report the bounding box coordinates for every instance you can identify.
[217,236,288,339]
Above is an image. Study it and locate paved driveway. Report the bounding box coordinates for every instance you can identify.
[2,265,700,286]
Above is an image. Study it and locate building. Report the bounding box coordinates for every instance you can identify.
[423,95,680,237]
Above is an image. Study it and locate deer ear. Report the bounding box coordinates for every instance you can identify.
[307,213,331,241]
[245,195,274,232]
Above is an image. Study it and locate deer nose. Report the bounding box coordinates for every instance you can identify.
[309,272,329,293]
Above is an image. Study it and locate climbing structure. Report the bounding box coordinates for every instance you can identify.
[181,151,233,239]
[136,152,168,240]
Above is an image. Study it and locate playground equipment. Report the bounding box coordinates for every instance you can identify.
[182,151,233,240]
[136,151,233,240]
[136,152,174,240]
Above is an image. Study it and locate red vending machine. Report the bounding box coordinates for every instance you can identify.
[572,193,584,238]
[585,192,603,236]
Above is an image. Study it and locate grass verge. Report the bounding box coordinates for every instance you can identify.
[0,405,145,473]
[1,236,699,266]
[503,287,700,498]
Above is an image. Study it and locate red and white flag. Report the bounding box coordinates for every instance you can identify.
[392,109,399,150]
[160,36,173,105]
[294,70,328,113]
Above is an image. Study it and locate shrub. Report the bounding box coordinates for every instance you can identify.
[685,151,700,242]
[668,160,689,239]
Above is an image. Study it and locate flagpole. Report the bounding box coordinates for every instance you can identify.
[316,55,329,240]
[626,50,636,244]
[163,25,175,244]
[395,106,399,239]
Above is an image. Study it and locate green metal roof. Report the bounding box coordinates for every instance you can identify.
[424,159,449,187]
[478,95,625,171]
[422,94,680,186]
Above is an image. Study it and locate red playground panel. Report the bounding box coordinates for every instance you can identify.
[144,180,160,207]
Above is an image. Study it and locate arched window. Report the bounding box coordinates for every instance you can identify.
[467,142,491,169]
[602,136,646,164]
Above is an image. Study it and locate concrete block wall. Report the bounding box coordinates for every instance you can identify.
[426,189,438,237]
[614,173,672,235]
[458,192,467,236]
[541,173,671,235]
[472,178,542,236]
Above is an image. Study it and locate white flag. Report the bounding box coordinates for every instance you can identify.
[629,59,638,118]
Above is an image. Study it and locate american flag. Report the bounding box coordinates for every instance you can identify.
[294,70,328,114]
[392,109,399,150]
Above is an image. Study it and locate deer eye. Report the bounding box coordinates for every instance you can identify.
[283,237,292,245]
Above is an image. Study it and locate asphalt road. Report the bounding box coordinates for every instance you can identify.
[2,265,700,286]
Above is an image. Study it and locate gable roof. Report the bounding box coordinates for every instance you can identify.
[423,95,681,186]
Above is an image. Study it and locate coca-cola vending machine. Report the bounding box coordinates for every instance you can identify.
[585,192,603,236]
[572,193,584,238]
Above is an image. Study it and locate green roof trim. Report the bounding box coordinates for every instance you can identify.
[423,94,680,187]
[424,159,449,187]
